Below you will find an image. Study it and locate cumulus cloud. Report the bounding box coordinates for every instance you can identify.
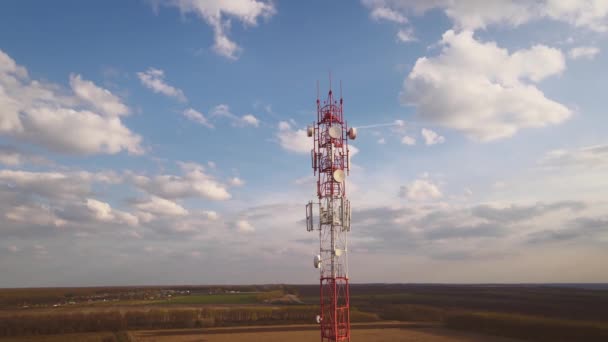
[154,0,276,60]
[229,177,245,186]
[421,128,445,145]
[396,28,416,42]
[0,50,142,155]
[137,68,186,102]
[183,108,213,128]
[129,161,231,200]
[5,203,66,228]
[370,6,408,23]
[401,135,416,145]
[351,199,592,260]
[0,168,143,233]
[70,74,129,116]
[568,46,600,59]
[399,179,442,201]
[0,169,117,200]
[403,30,570,141]
[86,198,139,226]
[241,114,260,127]
[135,195,188,216]
[276,121,312,154]
[209,104,260,127]
[236,219,255,232]
[0,145,50,167]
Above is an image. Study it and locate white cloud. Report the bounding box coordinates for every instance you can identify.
[401,135,416,145]
[0,145,49,167]
[135,196,188,216]
[362,0,608,32]
[130,162,231,200]
[421,128,445,145]
[203,210,219,220]
[0,50,142,155]
[5,204,66,227]
[0,169,99,199]
[0,146,22,166]
[276,121,312,154]
[86,198,139,226]
[540,144,608,169]
[0,168,142,229]
[70,74,129,116]
[370,6,408,23]
[211,104,232,117]
[400,179,443,201]
[209,104,259,127]
[403,30,570,141]
[137,68,186,102]
[397,28,416,42]
[377,137,386,144]
[241,114,260,127]
[568,46,600,59]
[86,198,114,222]
[183,108,213,128]
[155,0,276,60]
[236,219,255,232]
[230,177,245,186]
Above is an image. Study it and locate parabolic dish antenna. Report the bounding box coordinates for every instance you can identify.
[333,169,345,182]
[328,126,341,139]
[348,127,357,140]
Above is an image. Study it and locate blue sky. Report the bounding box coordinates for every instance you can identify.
[0,0,607,287]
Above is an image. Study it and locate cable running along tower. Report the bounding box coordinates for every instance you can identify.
[306,79,356,341]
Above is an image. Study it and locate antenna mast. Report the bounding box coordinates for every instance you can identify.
[306,77,357,341]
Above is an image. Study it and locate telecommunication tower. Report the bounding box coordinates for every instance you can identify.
[305,79,356,341]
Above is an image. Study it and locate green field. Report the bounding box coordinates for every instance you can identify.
[164,293,259,305]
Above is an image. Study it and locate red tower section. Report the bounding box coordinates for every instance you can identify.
[306,82,356,342]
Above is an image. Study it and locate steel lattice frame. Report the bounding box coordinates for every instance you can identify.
[306,84,353,342]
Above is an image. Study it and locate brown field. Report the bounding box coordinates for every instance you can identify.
[130,323,522,342]
[0,332,118,342]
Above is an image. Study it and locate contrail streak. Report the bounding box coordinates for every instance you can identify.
[355,123,398,129]
[354,120,406,130]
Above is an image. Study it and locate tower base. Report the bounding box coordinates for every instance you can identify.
[320,276,350,341]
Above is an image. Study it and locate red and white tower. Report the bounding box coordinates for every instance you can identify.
[306,80,356,341]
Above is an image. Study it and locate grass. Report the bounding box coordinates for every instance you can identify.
[163,294,259,305]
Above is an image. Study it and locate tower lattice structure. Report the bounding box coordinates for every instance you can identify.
[306,82,356,342]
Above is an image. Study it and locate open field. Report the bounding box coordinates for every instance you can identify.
[131,323,522,342]
[1,284,607,341]
[0,324,522,342]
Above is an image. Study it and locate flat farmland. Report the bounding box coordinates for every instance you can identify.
[130,323,522,342]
